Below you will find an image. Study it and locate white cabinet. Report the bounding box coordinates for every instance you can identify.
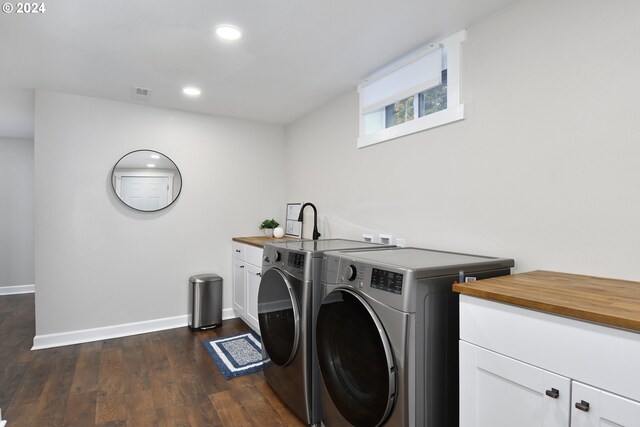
[245,263,261,330]
[571,382,640,427]
[231,242,263,334]
[460,341,570,427]
[232,257,245,315]
[459,295,640,427]
[461,342,640,427]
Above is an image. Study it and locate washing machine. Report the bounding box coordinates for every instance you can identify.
[317,247,514,427]
[258,239,394,426]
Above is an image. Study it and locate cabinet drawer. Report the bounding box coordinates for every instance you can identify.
[232,242,245,259]
[245,245,263,267]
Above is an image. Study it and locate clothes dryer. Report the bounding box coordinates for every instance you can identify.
[317,247,514,427]
[258,239,394,426]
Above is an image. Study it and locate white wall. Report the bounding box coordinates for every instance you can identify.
[34,91,285,339]
[0,137,34,289]
[285,0,640,280]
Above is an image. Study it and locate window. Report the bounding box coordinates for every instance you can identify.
[420,69,447,116]
[386,95,415,128]
[357,30,466,148]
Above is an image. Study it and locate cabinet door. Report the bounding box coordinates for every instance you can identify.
[232,257,245,316]
[571,381,640,427]
[245,264,262,333]
[460,341,570,427]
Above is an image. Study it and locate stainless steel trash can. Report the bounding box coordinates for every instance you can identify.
[188,274,222,330]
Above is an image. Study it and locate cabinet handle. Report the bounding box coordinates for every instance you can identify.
[545,388,560,399]
[575,400,590,412]
[257,272,262,277]
[235,249,241,253]
[240,265,245,269]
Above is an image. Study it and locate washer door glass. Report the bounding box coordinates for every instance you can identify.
[257,268,300,366]
[316,288,396,427]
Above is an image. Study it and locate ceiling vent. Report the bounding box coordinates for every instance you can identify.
[131,86,152,100]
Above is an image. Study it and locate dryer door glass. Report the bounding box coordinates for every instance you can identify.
[257,268,300,366]
[316,289,396,427]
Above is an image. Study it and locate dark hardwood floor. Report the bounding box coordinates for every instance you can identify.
[0,294,306,426]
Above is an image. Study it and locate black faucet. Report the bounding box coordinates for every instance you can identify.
[297,202,321,240]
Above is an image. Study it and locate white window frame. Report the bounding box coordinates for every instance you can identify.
[357,29,466,148]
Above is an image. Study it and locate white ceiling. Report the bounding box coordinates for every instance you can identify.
[0,0,518,139]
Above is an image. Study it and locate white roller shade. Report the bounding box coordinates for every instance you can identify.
[360,46,442,113]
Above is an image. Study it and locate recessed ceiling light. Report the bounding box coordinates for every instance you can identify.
[182,86,201,97]
[146,163,156,168]
[150,154,160,159]
[215,25,242,41]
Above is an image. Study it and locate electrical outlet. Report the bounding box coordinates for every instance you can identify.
[396,238,406,247]
[362,233,373,243]
[379,234,392,245]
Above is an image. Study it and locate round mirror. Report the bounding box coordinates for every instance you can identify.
[111,149,182,212]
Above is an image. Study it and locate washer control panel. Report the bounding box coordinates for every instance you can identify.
[288,252,305,269]
[263,245,311,280]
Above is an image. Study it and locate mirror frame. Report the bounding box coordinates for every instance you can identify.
[111,149,183,212]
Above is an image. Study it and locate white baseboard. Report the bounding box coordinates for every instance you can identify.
[32,307,238,350]
[0,284,35,295]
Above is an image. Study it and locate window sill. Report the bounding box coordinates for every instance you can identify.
[357,104,464,148]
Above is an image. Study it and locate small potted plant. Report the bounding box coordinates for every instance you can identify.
[259,218,280,237]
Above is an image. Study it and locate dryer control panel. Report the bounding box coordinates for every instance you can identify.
[371,268,404,294]
[323,252,417,313]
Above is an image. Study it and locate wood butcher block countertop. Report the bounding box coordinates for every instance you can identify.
[453,270,640,333]
[232,235,299,248]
